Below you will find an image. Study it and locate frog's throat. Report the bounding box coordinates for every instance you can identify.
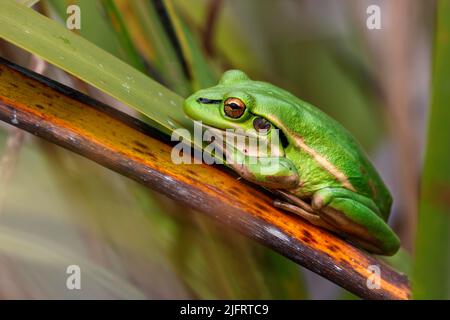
[201,123,259,139]
[265,115,356,192]
[201,124,284,158]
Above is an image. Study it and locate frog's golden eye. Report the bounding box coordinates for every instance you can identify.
[224,98,246,118]
[253,117,271,132]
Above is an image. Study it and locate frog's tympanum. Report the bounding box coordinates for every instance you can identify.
[184,70,400,255]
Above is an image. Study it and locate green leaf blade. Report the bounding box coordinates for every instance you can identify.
[413,0,450,299]
[0,0,187,136]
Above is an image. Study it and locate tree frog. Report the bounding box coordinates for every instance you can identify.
[183,70,400,255]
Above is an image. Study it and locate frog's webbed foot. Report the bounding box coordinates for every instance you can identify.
[311,188,400,255]
[273,190,340,232]
[273,188,400,255]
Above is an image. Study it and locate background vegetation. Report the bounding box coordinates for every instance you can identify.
[0,0,447,299]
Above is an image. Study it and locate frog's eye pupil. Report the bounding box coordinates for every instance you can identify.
[253,117,271,132]
[224,98,246,118]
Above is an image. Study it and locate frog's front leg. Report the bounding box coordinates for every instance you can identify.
[229,153,333,229]
[312,188,400,255]
[227,152,299,189]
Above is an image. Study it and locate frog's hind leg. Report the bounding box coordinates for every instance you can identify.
[273,191,340,232]
[312,188,400,255]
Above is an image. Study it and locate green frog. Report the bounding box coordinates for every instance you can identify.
[183,70,400,255]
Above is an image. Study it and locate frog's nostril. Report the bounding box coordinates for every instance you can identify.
[197,98,222,104]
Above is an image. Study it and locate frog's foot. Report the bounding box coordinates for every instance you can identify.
[312,188,400,255]
[273,191,340,232]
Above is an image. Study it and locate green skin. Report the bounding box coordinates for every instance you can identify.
[184,70,400,255]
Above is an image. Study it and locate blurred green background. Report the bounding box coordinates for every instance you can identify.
[0,0,447,299]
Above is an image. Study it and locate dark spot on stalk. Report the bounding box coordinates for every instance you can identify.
[134,141,149,150]
[302,237,311,244]
[253,209,263,216]
[302,230,312,238]
[132,147,144,154]
[302,230,317,244]
[254,202,267,211]
[145,152,157,160]
[186,169,197,176]
[327,244,339,252]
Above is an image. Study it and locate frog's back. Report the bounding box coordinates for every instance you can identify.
[249,82,392,219]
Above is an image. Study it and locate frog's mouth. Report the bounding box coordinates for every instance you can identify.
[200,123,284,158]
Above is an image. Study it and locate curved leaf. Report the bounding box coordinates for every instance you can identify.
[0,0,189,136]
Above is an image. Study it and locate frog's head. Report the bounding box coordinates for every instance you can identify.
[184,70,290,159]
[184,70,297,188]
[184,70,287,142]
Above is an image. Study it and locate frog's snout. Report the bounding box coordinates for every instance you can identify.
[182,94,199,118]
